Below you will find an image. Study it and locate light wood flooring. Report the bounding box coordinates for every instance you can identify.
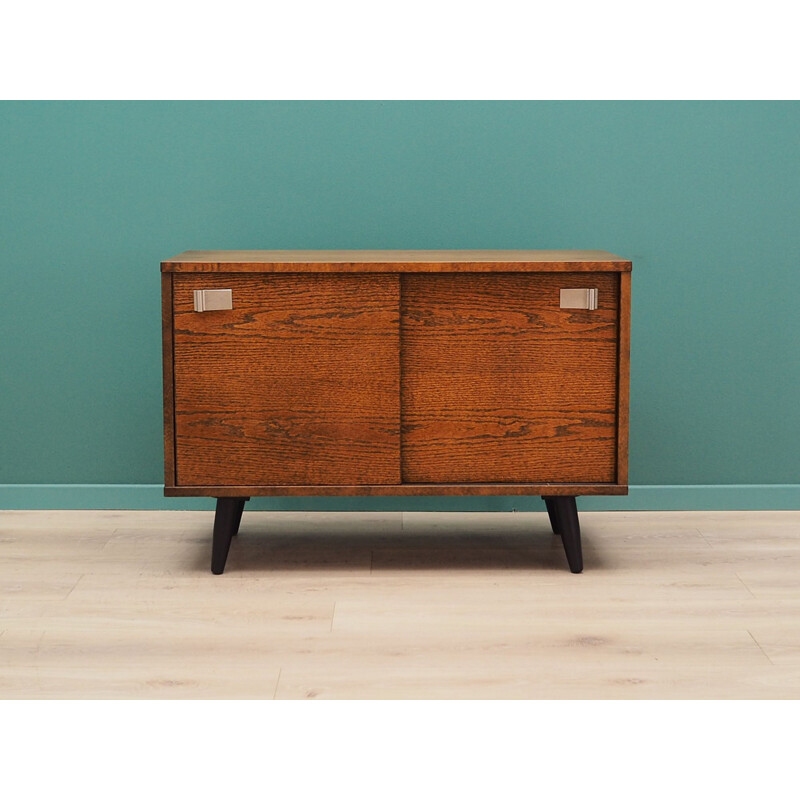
[1,509,798,699]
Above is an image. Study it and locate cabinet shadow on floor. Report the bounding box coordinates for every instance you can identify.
[189,516,606,574]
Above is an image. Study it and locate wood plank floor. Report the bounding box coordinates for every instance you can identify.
[1,509,798,699]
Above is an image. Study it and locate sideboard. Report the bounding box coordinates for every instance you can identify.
[161,250,631,574]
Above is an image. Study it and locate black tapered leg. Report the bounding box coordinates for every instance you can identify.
[231,497,249,536]
[211,497,247,574]
[542,496,583,574]
[543,497,560,535]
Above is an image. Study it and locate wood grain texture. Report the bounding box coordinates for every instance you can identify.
[172,273,400,486]
[616,271,631,486]
[401,273,620,484]
[161,273,176,487]
[162,250,632,273]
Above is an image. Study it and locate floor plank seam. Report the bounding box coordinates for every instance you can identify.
[330,602,336,633]
[734,572,757,599]
[62,575,84,601]
[746,630,775,666]
[694,528,714,548]
[273,668,282,700]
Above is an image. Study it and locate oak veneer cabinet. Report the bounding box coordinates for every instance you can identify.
[161,250,631,574]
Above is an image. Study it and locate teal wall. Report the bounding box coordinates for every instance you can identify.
[1,101,798,509]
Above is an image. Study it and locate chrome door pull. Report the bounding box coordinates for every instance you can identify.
[193,289,233,312]
[560,288,598,310]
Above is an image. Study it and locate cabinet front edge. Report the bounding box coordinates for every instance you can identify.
[164,484,630,497]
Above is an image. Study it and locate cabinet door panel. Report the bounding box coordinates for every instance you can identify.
[172,273,400,486]
[401,273,619,483]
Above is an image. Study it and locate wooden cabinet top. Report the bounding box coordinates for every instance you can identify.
[161,250,632,273]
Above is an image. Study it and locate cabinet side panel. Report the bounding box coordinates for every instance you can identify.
[401,273,619,484]
[161,272,176,488]
[173,273,401,486]
[616,270,631,487]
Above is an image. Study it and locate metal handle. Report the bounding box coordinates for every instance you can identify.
[193,289,233,312]
[560,288,598,310]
